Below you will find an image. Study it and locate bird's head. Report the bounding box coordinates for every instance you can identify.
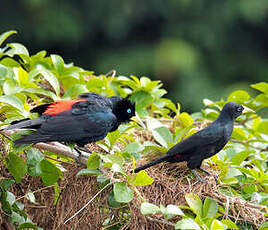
[111,97,136,123]
[221,102,244,120]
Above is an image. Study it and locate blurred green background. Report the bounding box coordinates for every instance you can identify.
[1,0,267,111]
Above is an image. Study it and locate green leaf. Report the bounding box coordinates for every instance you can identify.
[18,222,38,230]
[7,153,27,183]
[15,67,29,86]
[227,90,250,103]
[63,84,88,99]
[258,120,268,135]
[131,170,154,186]
[87,153,100,170]
[0,30,17,46]
[258,221,268,230]
[0,179,15,191]
[51,54,64,75]
[166,204,185,216]
[221,220,238,229]
[36,65,60,96]
[175,112,194,128]
[210,219,226,230]
[140,202,160,215]
[3,78,22,95]
[108,192,122,208]
[231,127,248,140]
[175,218,201,230]
[231,150,253,165]
[0,95,25,113]
[152,126,173,148]
[40,159,60,186]
[185,193,203,217]
[7,43,29,55]
[251,82,268,95]
[113,182,134,203]
[77,169,102,176]
[27,148,44,177]
[25,191,36,204]
[222,177,239,185]
[124,142,144,154]
[202,197,217,219]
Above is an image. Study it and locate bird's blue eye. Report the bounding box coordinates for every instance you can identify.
[237,107,243,112]
[127,108,131,113]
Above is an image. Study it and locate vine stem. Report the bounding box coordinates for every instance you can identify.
[63,182,112,225]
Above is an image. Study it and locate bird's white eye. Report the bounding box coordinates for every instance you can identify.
[127,108,132,113]
[236,106,243,112]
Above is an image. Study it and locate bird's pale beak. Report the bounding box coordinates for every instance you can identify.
[242,106,255,113]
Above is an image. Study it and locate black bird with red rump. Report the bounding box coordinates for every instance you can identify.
[3,92,135,153]
[134,102,247,182]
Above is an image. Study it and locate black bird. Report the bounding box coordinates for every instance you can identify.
[4,92,135,151]
[134,102,244,182]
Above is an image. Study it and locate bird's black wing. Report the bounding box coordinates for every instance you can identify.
[167,124,224,156]
[14,101,117,145]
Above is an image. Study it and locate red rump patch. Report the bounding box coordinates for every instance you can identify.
[174,154,181,159]
[43,98,86,115]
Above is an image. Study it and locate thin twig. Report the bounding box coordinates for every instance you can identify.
[230,139,268,152]
[16,184,55,201]
[146,216,175,227]
[63,182,112,225]
[0,127,89,164]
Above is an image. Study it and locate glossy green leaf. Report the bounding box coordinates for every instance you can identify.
[258,120,268,135]
[258,221,268,230]
[152,126,173,148]
[15,66,29,86]
[124,142,144,154]
[175,112,194,128]
[18,222,38,230]
[140,202,160,215]
[77,169,102,176]
[175,218,201,230]
[36,65,60,96]
[40,159,60,186]
[7,153,27,182]
[0,95,25,112]
[231,150,253,165]
[51,54,64,75]
[0,179,15,191]
[185,193,203,217]
[210,219,226,230]
[27,148,44,177]
[87,153,100,170]
[227,90,250,103]
[0,30,17,46]
[7,43,29,55]
[202,197,217,219]
[131,170,154,186]
[113,182,134,203]
[221,220,238,229]
[166,204,185,216]
[251,82,268,95]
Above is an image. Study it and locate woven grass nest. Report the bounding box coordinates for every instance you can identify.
[0,139,267,230]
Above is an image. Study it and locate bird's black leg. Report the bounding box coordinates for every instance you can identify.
[199,167,218,181]
[191,169,207,183]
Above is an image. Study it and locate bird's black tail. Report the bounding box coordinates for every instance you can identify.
[14,132,49,146]
[134,154,171,173]
[3,118,44,130]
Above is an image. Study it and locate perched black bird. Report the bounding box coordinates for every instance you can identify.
[134,102,244,182]
[4,93,135,151]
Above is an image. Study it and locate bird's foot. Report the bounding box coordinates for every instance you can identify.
[191,169,207,183]
[199,167,218,182]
